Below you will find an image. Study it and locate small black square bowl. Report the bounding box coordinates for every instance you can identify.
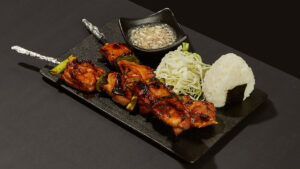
[119,8,188,68]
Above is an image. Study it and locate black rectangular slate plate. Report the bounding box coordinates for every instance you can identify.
[40,19,267,163]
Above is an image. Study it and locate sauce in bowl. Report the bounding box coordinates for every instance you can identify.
[129,23,176,50]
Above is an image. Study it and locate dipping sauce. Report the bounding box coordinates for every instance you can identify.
[129,23,176,50]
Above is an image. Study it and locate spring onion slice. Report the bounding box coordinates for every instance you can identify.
[155,43,210,100]
[50,55,77,75]
[126,95,138,111]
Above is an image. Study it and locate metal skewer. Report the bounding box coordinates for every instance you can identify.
[11,45,60,64]
[11,19,105,63]
[82,18,107,44]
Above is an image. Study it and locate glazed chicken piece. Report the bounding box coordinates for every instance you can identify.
[147,79,191,135]
[181,95,218,128]
[61,59,106,92]
[100,72,133,106]
[118,60,155,88]
[132,78,170,114]
[99,43,132,66]
[132,78,171,114]
[133,78,191,135]
[152,96,191,135]
[117,60,155,113]
[132,81,152,114]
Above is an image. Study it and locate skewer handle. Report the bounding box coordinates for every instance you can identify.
[11,45,60,64]
[82,18,107,44]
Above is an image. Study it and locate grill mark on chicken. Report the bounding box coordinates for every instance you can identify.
[112,73,125,96]
[151,94,174,105]
[113,43,121,49]
[199,114,210,122]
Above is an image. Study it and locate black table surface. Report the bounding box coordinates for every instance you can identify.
[1,0,299,169]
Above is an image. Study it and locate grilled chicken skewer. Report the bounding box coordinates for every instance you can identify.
[13,44,217,135]
[99,42,217,135]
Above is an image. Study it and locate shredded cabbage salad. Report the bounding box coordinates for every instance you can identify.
[155,43,210,100]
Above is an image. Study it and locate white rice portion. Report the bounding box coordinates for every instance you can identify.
[202,53,255,107]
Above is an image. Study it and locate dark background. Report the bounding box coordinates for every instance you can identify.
[131,0,300,78]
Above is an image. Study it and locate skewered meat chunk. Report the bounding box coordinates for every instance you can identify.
[118,60,156,114]
[152,96,191,135]
[100,72,133,106]
[146,78,171,100]
[187,101,218,128]
[133,78,171,114]
[99,43,132,66]
[132,81,153,114]
[133,78,191,135]
[61,59,105,92]
[118,60,155,84]
[181,95,218,128]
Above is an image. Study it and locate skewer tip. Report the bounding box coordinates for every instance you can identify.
[11,45,25,54]
[81,18,106,44]
[11,45,19,50]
